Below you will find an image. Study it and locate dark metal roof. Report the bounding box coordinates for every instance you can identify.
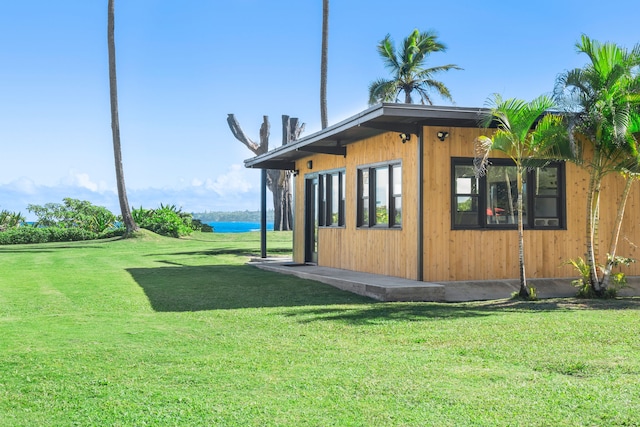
[244,103,489,170]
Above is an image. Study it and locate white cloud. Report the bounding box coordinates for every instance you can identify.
[61,170,114,193]
[203,164,253,196]
[7,177,38,194]
[0,166,267,220]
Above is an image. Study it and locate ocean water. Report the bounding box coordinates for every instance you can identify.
[208,221,274,233]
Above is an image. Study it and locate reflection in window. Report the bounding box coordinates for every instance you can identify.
[451,159,564,229]
[392,164,402,226]
[453,165,479,227]
[331,173,339,225]
[317,170,345,227]
[486,166,526,225]
[358,162,402,228]
[375,167,389,225]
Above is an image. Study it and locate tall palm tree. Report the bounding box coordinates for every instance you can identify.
[368,29,461,105]
[108,0,138,235]
[554,35,640,294]
[320,0,329,129]
[475,94,568,298]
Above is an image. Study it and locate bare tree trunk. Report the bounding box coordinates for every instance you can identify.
[227,114,304,231]
[320,0,329,129]
[108,0,138,235]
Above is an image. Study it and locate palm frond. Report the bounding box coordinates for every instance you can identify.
[473,135,493,177]
[368,78,399,105]
[377,35,400,72]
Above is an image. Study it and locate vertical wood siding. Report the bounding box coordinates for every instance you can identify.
[293,132,419,279]
[292,126,640,282]
[421,126,640,282]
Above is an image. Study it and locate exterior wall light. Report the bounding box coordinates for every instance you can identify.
[437,131,449,141]
[399,133,411,143]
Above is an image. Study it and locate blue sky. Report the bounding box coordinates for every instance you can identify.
[0,1,637,220]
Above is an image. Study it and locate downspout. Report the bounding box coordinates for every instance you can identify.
[417,126,424,281]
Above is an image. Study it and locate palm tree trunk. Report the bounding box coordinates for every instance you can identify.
[320,0,329,129]
[601,176,634,289]
[516,167,528,298]
[585,165,601,292]
[108,0,138,235]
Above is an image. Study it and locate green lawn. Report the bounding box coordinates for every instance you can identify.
[1,231,639,426]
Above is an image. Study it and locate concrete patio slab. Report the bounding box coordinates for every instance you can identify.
[248,258,640,302]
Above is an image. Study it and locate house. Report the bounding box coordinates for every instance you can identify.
[244,103,640,286]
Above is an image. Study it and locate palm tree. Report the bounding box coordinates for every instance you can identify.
[475,94,568,298]
[320,0,329,129]
[108,0,138,235]
[368,29,461,105]
[554,35,640,294]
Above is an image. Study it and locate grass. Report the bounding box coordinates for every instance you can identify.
[1,230,639,426]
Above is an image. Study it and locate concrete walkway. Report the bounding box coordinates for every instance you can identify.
[248,258,640,302]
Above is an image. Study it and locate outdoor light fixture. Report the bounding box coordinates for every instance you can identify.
[437,131,449,141]
[307,160,313,169]
[399,133,411,143]
[293,169,299,177]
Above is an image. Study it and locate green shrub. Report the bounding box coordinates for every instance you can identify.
[191,218,213,233]
[566,255,634,298]
[132,204,196,238]
[0,227,49,244]
[0,224,126,245]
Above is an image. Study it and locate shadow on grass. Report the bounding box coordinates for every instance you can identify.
[282,296,640,324]
[128,263,640,319]
[127,264,371,312]
[145,247,291,258]
[0,244,107,253]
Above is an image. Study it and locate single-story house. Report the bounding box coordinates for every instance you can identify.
[244,103,640,285]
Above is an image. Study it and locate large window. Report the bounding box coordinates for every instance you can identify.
[358,162,402,228]
[318,169,345,227]
[452,158,565,229]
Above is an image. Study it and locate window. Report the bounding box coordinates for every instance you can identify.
[318,169,345,227]
[358,162,402,228]
[451,158,564,229]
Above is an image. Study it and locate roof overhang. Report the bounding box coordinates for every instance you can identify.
[244,103,490,170]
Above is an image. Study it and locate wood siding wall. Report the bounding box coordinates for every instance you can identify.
[422,126,640,281]
[293,132,419,279]
[293,126,640,282]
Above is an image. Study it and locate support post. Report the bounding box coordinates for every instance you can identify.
[261,168,267,258]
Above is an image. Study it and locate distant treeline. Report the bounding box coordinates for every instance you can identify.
[192,210,275,222]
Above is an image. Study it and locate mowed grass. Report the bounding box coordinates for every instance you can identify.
[1,231,639,426]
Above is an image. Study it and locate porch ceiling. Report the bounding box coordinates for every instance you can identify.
[244,103,489,170]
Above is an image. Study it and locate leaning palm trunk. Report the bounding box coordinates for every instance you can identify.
[516,166,528,298]
[108,0,138,235]
[601,176,634,289]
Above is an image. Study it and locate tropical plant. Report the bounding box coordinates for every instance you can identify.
[368,28,461,105]
[475,94,569,298]
[0,210,25,231]
[132,204,196,238]
[320,0,329,129]
[554,35,640,295]
[108,0,138,235]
